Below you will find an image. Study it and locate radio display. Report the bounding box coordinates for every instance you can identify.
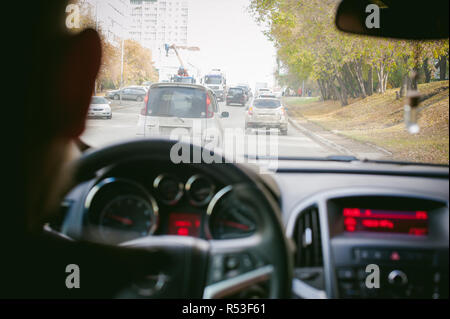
[343,208,428,236]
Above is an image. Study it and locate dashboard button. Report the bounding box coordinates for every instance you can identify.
[360,249,370,260]
[241,254,253,271]
[337,268,355,280]
[226,255,240,270]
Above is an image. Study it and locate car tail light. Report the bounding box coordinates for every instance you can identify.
[206,94,214,118]
[141,93,150,115]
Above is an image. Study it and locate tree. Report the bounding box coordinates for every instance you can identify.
[249,0,449,105]
[74,0,158,90]
[123,40,158,86]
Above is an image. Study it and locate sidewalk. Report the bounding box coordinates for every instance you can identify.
[287,111,392,160]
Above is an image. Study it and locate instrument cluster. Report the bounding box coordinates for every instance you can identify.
[85,172,258,244]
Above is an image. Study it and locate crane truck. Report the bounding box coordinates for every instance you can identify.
[165,44,196,84]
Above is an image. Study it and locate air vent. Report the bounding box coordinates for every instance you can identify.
[294,205,323,268]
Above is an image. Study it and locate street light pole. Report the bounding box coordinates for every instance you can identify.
[94,0,99,95]
[120,38,124,104]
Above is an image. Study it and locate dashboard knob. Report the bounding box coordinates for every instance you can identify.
[388,270,408,286]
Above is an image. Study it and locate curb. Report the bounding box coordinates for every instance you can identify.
[288,117,354,156]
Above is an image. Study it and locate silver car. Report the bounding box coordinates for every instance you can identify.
[137,83,229,148]
[88,96,112,119]
[245,98,288,135]
[106,86,147,102]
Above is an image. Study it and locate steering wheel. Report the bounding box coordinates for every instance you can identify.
[64,139,292,298]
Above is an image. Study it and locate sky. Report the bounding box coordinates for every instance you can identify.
[185,0,277,89]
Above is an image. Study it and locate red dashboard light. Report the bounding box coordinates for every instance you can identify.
[177,228,189,236]
[390,251,401,261]
[175,220,192,227]
[169,213,201,237]
[416,211,428,219]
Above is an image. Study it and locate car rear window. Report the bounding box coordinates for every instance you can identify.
[259,94,276,98]
[254,99,281,108]
[146,87,207,118]
[228,88,243,95]
[91,97,108,104]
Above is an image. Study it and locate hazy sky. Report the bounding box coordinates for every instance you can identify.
[185,0,276,89]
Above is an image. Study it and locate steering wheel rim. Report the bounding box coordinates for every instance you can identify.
[65,139,292,298]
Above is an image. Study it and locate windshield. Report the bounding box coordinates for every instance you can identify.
[91,97,108,105]
[78,0,449,165]
[254,99,281,108]
[205,75,222,85]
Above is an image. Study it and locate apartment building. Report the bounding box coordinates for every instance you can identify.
[81,0,130,47]
[129,0,189,62]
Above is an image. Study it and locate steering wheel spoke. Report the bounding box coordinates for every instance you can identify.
[204,237,273,298]
[118,235,210,298]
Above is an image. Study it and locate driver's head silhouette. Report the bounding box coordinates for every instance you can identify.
[4,1,102,234]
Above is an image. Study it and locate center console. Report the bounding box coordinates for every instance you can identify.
[328,195,449,299]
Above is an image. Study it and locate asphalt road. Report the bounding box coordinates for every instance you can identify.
[81,99,332,159]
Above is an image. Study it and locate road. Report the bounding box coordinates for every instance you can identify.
[81,99,332,159]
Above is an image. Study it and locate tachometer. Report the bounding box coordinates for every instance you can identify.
[99,195,157,243]
[85,178,159,244]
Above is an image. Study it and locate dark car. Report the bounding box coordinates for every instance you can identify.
[226,87,247,106]
[237,84,252,102]
[106,86,147,102]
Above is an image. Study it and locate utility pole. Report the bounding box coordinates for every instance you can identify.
[120,38,124,104]
[94,0,99,95]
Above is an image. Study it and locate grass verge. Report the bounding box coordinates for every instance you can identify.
[285,81,449,164]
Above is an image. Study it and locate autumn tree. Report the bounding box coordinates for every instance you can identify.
[249,0,449,105]
[73,0,158,91]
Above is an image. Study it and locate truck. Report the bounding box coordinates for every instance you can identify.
[202,69,227,101]
[255,82,269,96]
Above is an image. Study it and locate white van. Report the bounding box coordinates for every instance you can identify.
[137,83,229,148]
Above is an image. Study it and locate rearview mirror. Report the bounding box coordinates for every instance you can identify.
[335,0,449,39]
[221,112,229,118]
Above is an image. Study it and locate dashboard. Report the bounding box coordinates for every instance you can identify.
[64,159,262,245]
[57,152,449,299]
